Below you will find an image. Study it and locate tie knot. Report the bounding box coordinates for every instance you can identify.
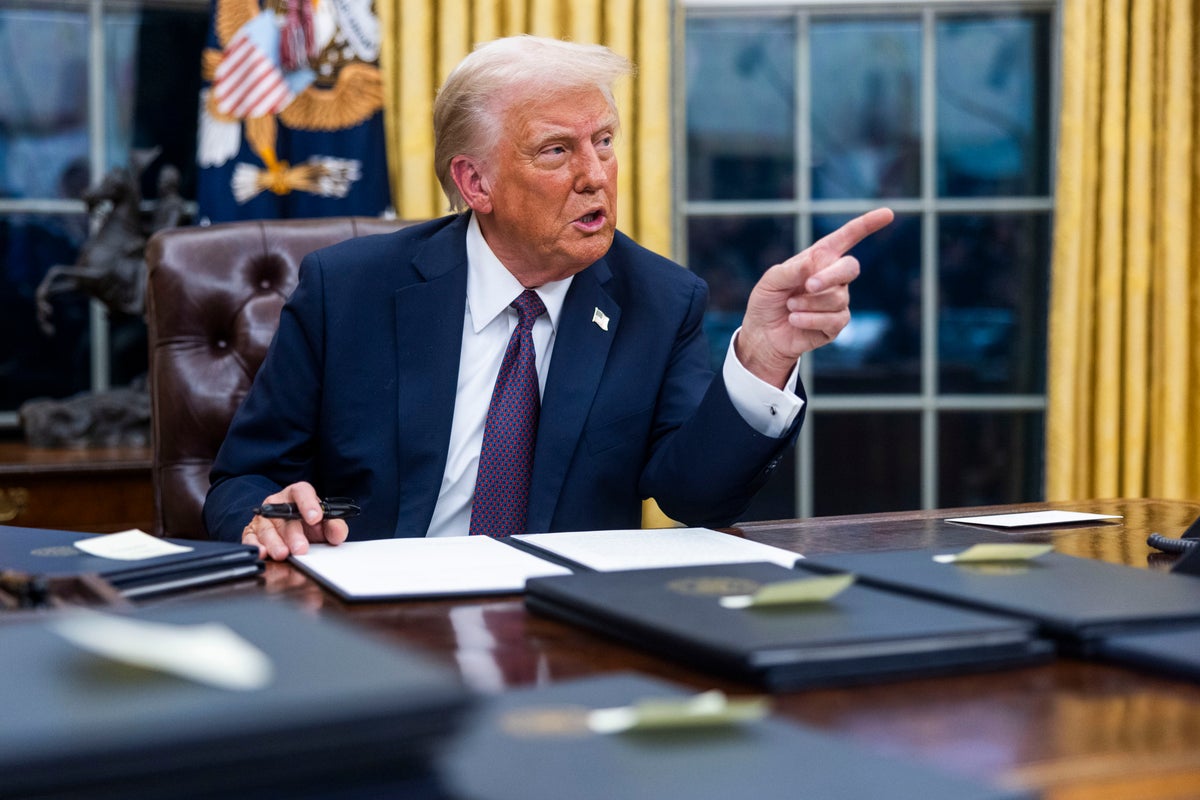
[512,290,546,326]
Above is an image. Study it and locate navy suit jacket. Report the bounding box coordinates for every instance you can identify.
[204,214,803,543]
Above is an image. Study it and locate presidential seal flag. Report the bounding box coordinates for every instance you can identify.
[212,11,299,119]
[196,0,389,222]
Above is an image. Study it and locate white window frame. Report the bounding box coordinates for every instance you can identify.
[675,0,1061,516]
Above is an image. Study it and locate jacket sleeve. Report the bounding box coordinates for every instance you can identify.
[637,280,804,528]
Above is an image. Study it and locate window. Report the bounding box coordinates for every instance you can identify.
[680,1,1056,517]
[0,0,207,427]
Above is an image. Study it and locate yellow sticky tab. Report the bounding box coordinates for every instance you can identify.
[587,690,769,734]
[50,609,274,691]
[933,543,1054,564]
[719,573,855,609]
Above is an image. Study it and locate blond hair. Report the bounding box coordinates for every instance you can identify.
[433,35,634,212]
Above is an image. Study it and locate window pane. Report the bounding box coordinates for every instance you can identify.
[0,5,200,418]
[686,17,796,201]
[104,11,140,175]
[688,215,795,370]
[0,8,89,200]
[936,13,1051,197]
[129,7,208,200]
[938,213,1049,394]
[938,412,1044,506]
[811,17,921,199]
[811,212,922,394]
[813,412,921,515]
[0,214,91,410]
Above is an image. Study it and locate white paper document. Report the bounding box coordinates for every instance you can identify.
[290,537,572,600]
[944,510,1122,528]
[74,529,193,561]
[513,527,803,571]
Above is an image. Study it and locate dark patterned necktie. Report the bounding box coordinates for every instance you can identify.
[469,289,547,537]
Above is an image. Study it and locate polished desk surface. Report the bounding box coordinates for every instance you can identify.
[193,499,1200,800]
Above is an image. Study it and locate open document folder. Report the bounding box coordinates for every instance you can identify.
[290,528,804,601]
[291,536,573,600]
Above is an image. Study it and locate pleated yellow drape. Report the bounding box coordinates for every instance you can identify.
[1047,0,1200,500]
[378,0,673,258]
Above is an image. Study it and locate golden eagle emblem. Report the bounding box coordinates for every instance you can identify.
[198,0,382,203]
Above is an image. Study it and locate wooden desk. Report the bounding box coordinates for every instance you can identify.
[0,442,154,532]
[187,499,1200,800]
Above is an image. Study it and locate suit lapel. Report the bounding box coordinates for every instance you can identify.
[391,218,469,537]
[527,259,619,532]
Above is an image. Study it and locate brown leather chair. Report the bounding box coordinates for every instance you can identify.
[144,217,412,539]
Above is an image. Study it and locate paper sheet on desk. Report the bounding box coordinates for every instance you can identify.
[291,537,572,600]
[513,527,803,571]
[945,511,1121,528]
[73,529,193,560]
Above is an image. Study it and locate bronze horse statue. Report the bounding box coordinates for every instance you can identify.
[34,153,180,336]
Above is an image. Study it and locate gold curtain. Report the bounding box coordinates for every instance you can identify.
[1047,0,1200,501]
[377,0,673,258]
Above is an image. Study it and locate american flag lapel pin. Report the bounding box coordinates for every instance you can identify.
[592,308,610,331]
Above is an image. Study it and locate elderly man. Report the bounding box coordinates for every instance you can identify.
[205,35,893,560]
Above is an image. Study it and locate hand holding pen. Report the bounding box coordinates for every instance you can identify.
[253,497,361,520]
[242,481,353,562]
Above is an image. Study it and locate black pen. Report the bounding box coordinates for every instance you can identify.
[252,498,361,520]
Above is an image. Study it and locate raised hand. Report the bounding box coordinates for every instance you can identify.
[735,208,895,388]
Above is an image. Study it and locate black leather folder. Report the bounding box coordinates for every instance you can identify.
[524,562,1051,690]
[1092,627,1200,682]
[438,672,1035,800]
[1,597,472,799]
[1172,542,1200,576]
[800,547,1200,648]
[0,524,262,597]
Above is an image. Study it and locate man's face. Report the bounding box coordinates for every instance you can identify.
[474,87,619,286]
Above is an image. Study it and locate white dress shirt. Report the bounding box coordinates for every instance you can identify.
[425,214,804,537]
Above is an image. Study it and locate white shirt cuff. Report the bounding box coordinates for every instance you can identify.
[722,328,804,438]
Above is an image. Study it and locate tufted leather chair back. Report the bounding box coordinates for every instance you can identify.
[145,217,411,539]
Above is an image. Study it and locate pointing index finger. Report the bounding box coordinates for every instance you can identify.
[814,207,895,259]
